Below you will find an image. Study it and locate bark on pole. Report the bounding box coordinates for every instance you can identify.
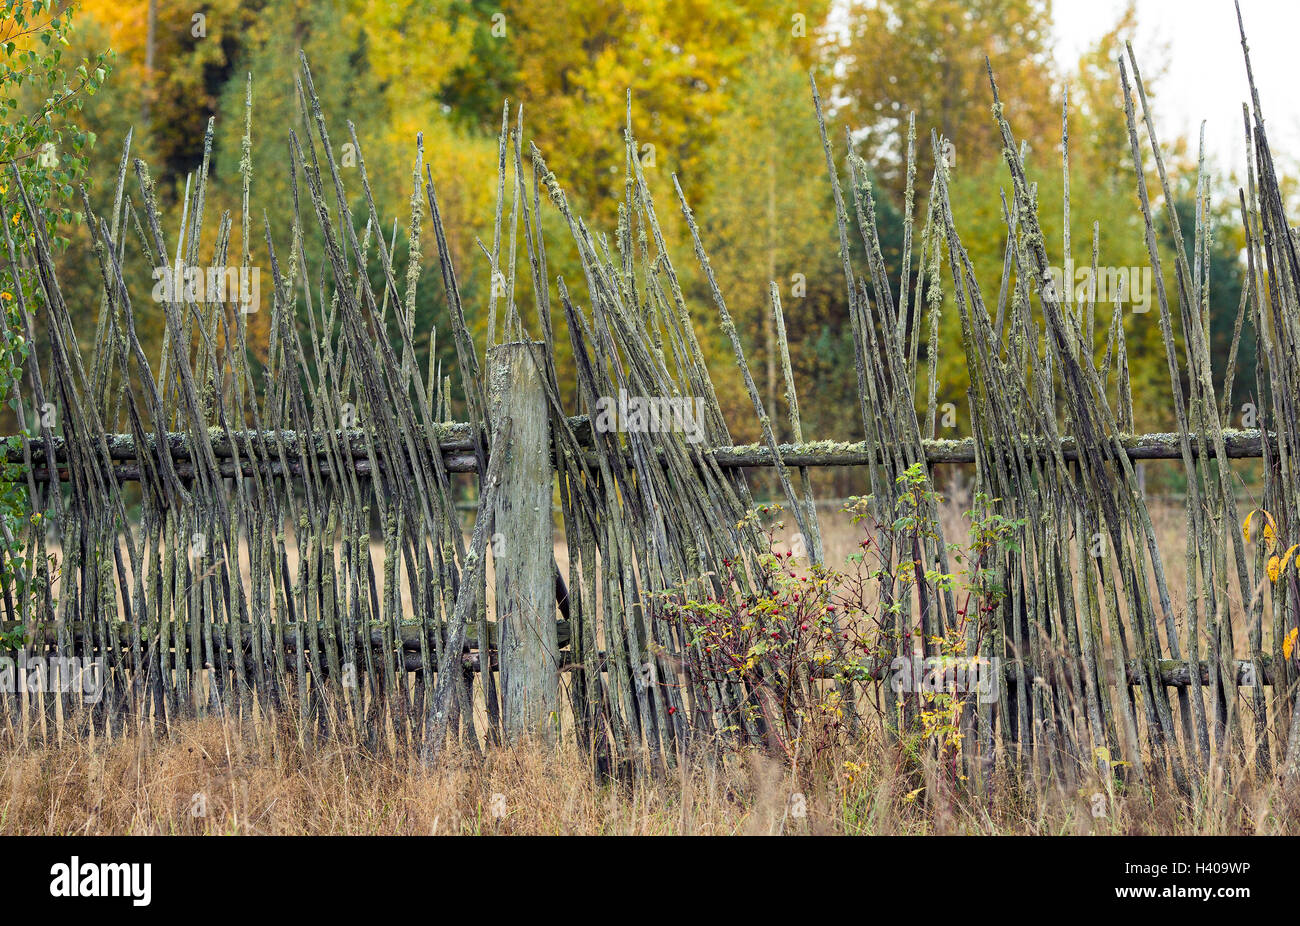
[488,341,559,741]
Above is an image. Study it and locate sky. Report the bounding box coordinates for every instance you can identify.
[1052,0,1300,181]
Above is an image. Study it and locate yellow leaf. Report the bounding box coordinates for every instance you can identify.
[1284,627,1298,661]
[1244,509,1278,547]
[1281,544,1300,574]
[1093,746,1111,764]
[1268,556,1281,583]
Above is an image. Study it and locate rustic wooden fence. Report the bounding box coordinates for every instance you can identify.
[2,22,1299,791]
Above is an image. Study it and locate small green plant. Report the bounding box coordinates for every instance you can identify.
[0,621,23,651]
[655,504,841,761]
[657,462,1026,794]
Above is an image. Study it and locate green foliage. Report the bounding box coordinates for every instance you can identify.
[0,0,110,245]
[0,620,23,650]
[0,1,108,612]
[437,0,517,131]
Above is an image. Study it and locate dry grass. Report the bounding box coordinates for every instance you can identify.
[0,710,1296,835]
[0,715,797,835]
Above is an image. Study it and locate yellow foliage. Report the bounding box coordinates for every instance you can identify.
[503,0,806,212]
[1280,543,1300,576]
[1243,508,1277,547]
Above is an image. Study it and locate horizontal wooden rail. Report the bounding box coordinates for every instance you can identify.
[0,620,571,675]
[1,619,571,652]
[7,424,1274,484]
[703,428,1272,467]
[3,621,1275,687]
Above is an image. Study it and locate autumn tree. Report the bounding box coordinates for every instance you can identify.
[81,0,264,183]
[838,0,1059,201]
[475,0,816,217]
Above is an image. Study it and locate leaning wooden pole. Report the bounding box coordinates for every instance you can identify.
[489,341,560,741]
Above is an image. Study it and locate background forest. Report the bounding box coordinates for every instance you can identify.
[7,0,1262,495]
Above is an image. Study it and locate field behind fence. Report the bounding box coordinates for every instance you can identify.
[3,8,1300,803]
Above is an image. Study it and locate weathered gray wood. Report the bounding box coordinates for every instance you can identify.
[488,341,560,741]
[18,427,1275,483]
[701,429,1272,467]
[0,619,571,653]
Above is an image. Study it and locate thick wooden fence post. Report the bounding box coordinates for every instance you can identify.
[487,341,559,741]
